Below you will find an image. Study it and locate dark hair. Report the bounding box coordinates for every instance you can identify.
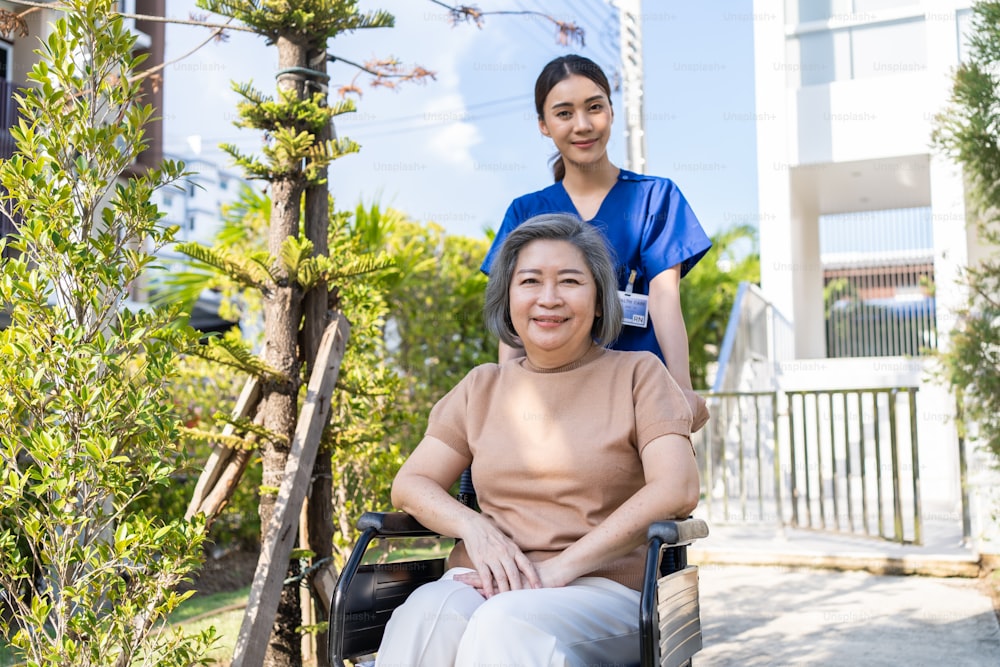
[534,55,613,182]
[484,213,623,349]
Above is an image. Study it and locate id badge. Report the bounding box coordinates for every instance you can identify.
[618,290,649,328]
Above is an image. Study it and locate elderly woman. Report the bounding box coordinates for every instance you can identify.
[376,213,700,667]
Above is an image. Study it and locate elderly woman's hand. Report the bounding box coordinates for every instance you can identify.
[453,515,541,597]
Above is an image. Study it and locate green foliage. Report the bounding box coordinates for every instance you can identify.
[158,192,494,565]
[149,352,262,550]
[931,0,1000,463]
[681,224,761,389]
[378,212,496,456]
[0,2,213,665]
[196,0,395,43]
[159,187,404,566]
[233,85,354,135]
[155,185,270,330]
[187,333,285,382]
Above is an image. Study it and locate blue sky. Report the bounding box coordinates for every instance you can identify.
[163,0,758,239]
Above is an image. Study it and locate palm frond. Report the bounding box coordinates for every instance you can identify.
[328,252,395,281]
[355,9,395,30]
[147,266,215,311]
[176,242,273,289]
[178,426,258,451]
[220,143,272,180]
[213,413,287,447]
[231,80,271,106]
[188,335,284,380]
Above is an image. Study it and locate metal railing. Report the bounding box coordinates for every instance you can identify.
[712,282,794,394]
[821,207,937,358]
[695,386,923,545]
[786,386,922,544]
[697,391,781,525]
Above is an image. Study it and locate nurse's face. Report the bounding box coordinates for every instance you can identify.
[538,74,613,171]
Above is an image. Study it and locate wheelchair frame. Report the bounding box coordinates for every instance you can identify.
[327,511,708,667]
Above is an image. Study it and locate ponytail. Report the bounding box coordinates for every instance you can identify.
[550,153,566,182]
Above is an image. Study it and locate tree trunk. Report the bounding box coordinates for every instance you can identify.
[260,32,309,667]
[260,258,303,667]
[302,42,335,667]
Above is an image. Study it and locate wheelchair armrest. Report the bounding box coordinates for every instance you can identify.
[647,518,709,546]
[356,511,438,537]
[640,518,709,667]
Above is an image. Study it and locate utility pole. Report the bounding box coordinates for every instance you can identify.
[616,0,647,173]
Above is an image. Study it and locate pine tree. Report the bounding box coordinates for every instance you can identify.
[188,3,398,665]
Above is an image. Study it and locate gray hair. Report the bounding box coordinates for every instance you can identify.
[484,213,623,348]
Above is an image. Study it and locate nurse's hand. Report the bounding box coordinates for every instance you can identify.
[684,388,710,432]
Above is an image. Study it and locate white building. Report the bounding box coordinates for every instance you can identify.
[725,0,999,551]
[154,148,253,262]
[753,0,974,360]
[143,149,254,333]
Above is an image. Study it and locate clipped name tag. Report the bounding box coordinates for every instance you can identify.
[618,290,649,328]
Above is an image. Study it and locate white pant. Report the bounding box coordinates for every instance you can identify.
[375,567,641,667]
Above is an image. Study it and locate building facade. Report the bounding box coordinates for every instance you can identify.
[747,0,997,547]
[0,1,165,253]
[152,150,251,267]
[753,0,974,360]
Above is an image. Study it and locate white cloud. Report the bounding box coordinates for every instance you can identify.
[421,93,482,167]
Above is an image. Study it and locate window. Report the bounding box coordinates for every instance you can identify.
[0,41,11,81]
[791,16,927,86]
[795,0,836,23]
[852,0,919,13]
[957,8,974,63]
[851,18,926,79]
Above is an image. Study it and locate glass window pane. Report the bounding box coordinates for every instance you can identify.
[799,0,836,22]
[957,8,973,63]
[852,0,919,13]
[851,18,926,79]
[796,29,856,85]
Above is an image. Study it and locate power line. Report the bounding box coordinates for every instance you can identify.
[165,95,532,146]
[511,0,573,45]
[335,94,531,130]
[573,0,621,63]
[338,100,531,140]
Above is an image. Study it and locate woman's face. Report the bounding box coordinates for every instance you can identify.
[508,238,599,369]
[538,73,613,171]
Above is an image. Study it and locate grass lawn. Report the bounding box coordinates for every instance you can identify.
[168,586,251,666]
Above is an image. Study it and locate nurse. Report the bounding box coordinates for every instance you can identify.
[481,54,712,429]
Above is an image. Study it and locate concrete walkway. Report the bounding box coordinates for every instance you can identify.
[688,523,1000,666]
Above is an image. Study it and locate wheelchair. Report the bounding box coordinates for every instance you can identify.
[327,472,709,667]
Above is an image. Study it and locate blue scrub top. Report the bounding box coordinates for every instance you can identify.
[481,169,712,362]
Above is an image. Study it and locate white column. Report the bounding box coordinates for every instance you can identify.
[790,197,825,358]
[753,1,796,325]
